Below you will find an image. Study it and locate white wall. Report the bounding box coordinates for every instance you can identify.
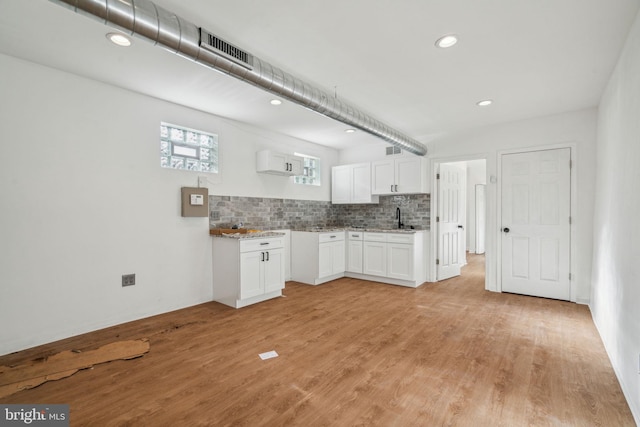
[340,108,597,302]
[590,9,640,424]
[0,54,338,355]
[466,160,487,253]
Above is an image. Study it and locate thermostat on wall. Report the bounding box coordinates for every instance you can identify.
[190,194,204,205]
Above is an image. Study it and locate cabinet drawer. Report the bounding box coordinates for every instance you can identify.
[240,237,284,253]
[386,233,415,244]
[347,231,363,241]
[364,232,387,242]
[318,232,345,243]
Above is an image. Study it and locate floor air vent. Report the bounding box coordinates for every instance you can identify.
[199,29,253,69]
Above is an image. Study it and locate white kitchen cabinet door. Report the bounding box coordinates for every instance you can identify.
[387,243,414,281]
[288,155,304,176]
[240,251,264,299]
[363,241,387,276]
[371,160,395,195]
[263,248,285,293]
[332,241,345,274]
[347,240,363,273]
[331,165,351,204]
[256,150,304,176]
[395,157,424,194]
[318,243,334,278]
[351,163,376,203]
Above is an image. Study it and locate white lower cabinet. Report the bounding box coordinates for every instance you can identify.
[346,231,364,273]
[291,231,345,285]
[355,231,426,287]
[212,236,285,308]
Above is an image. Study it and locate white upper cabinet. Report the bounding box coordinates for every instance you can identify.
[256,150,304,176]
[331,163,379,204]
[371,157,428,195]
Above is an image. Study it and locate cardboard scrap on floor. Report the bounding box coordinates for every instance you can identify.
[0,339,150,398]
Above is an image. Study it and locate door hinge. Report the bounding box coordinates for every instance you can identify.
[569,159,573,169]
[569,216,572,224]
[436,173,440,180]
[569,273,572,280]
[436,216,440,223]
[436,259,440,265]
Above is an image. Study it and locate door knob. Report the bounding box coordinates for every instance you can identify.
[503,227,510,233]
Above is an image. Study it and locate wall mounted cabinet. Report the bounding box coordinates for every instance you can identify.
[371,157,428,195]
[256,150,304,176]
[331,163,379,204]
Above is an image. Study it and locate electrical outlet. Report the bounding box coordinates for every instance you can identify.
[122,274,135,287]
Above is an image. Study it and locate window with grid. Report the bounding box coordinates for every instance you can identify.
[160,122,218,173]
[293,153,320,186]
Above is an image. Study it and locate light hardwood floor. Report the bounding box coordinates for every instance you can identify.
[1,254,634,426]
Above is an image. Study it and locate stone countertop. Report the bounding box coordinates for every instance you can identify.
[293,227,425,234]
[213,231,286,240]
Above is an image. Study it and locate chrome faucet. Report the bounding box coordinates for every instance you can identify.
[396,207,404,229]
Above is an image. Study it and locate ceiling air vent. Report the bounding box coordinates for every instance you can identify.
[199,28,253,70]
[386,146,402,156]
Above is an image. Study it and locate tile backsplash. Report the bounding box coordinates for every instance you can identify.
[209,194,430,230]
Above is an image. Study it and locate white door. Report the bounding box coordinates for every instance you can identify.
[437,163,466,280]
[363,241,387,276]
[501,148,571,300]
[332,241,345,274]
[240,251,264,299]
[318,243,333,278]
[347,240,363,273]
[395,157,422,194]
[331,166,351,203]
[475,184,486,254]
[263,248,284,293]
[371,160,394,194]
[387,243,414,280]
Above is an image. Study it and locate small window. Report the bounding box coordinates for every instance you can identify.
[293,153,320,186]
[160,122,218,173]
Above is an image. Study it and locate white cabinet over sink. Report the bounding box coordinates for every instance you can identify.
[331,163,379,204]
[371,157,428,195]
[212,235,285,308]
[256,150,304,176]
[291,231,345,285]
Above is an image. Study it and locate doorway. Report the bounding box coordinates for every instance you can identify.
[500,148,571,300]
[435,159,487,282]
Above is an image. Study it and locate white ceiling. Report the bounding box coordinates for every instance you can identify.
[1,0,638,151]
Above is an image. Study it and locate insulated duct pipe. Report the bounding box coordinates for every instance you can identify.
[51,0,428,156]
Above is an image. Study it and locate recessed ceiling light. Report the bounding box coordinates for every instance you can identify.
[106,32,131,47]
[270,99,282,106]
[345,129,356,134]
[435,34,458,48]
[476,99,493,107]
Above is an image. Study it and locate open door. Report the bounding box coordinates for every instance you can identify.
[437,163,466,280]
[475,184,486,254]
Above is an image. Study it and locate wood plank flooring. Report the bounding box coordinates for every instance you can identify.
[0,254,634,426]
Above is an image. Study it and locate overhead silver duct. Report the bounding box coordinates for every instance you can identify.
[51,0,428,156]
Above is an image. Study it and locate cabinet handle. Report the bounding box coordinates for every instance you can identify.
[266,251,270,261]
[261,252,265,261]
[395,184,398,192]
[390,184,394,192]
[330,235,336,238]
[260,242,269,246]
[352,234,359,238]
